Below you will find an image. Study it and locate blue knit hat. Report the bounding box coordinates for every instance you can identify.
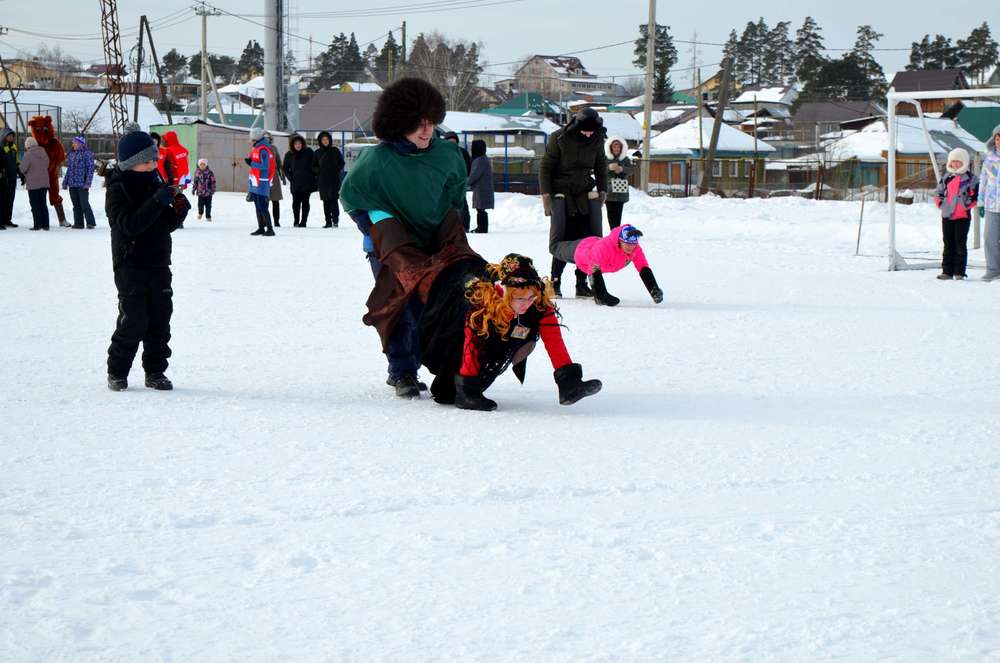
[117,130,159,171]
[619,224,643,244]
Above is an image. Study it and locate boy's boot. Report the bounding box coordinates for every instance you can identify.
[553,363,602,405]
[145,373,173,390]
[107,374,128,391]
[575,269,593,297]
[590,269,620,306]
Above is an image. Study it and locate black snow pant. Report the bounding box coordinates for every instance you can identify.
[548,196,602,282]
[28,188,50,229]
[605,200,625,230]
[0,178,16,225]
[322,198,339,226]
[198,195,213,218]
[107,267,173,378]
[253,194,273,232]
[460,199,471,231]
[292,191,311,226]
[941,217,971,277]
[69,187,96,227]
[271,200,280,226]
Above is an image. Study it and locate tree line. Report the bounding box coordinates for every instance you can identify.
[634,19,999,104]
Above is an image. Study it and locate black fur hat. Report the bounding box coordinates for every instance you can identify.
[372,77,447,141]
[567,107,604,134]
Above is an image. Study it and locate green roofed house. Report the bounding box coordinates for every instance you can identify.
[482,93,564,122]
[941,100,1000,144]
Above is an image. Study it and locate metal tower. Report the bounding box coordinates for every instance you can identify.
[99,0,130,138]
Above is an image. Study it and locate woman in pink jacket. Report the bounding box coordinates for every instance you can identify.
[552,224,662,306]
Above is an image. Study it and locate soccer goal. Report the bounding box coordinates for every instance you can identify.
[887,86,1000,271]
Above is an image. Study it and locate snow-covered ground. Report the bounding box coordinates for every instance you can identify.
[3,188,999,662]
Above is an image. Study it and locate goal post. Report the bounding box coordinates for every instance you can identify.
[886,86,1000,271]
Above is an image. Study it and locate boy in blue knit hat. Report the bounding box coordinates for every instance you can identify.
[105,127,191,391]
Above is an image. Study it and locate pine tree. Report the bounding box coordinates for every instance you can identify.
[762,21,793,86]
[801,56,870,101]
[722,29,740,79]
[926,35,958,69]
[374,33,402,85]
[849,25,886,98]
[906,35,931,71]
[189,52,237,84]
[310,33,348,91]
[236,40,265,81]
[161,49,188,84]
[339,33,366,83]
[633,23,678,103]
[793,16,827,88]
[958,22,999,85]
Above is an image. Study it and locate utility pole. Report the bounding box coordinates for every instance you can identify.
[99,0,130,138]
[264,0,287,131]
[699,57,733,195]
[696,67,703,156]
[639,0,656,193]
[194,1,221,122]
[401,21,407,68]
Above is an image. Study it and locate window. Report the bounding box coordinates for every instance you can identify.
[494,134,507,145]
[712,161,722,178]
[730,161,739,178]
[904,162,922,179]
[744,161,754,178]
[534,135,546,144]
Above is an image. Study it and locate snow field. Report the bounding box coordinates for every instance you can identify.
[2,188,999,661]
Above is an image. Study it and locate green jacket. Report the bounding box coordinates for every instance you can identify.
[340,137,467,247]
[0,129,20,182]
[539,127,608,216]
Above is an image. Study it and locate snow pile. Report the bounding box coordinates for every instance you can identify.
[2,188,1000,661]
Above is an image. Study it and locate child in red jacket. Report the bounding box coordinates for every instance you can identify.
[935,147,978,280]
[552,224,663,306]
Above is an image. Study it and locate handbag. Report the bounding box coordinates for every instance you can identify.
[610,176,629,194]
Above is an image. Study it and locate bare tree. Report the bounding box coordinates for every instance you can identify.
[63,109,93,135]
[621,76,645,98]
[406,32,485,111]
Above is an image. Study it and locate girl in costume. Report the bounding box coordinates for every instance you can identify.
[420,253,602,411]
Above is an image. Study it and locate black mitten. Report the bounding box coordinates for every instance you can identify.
[553,363,602,405]
[639,267,663,304]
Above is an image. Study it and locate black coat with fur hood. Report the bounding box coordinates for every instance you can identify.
[282,135,317,194]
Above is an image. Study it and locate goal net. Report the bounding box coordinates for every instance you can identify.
[886,86,1000,271]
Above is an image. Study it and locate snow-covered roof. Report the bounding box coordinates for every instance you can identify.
[0,89,163,133]
[732,85,798,106]
[649,117,776,156]
[440,111,559,135]
[598,112,643,142]
[820,117,985,162]
[338,81,383,92]
[218,75,305,99]
[535,55,590,77]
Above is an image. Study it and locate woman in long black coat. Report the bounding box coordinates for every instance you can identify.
[282,134,317,227]
[312,131,345,228]
[467,139,494,233]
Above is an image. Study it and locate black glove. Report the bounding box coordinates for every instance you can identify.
[454,375,498,411]
[154,186,175,207]
[244,157,252,166]
[19,173,26,186]
[639,267,663,304]
[553,363,602,405]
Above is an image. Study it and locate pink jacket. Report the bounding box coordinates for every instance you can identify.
[573,227,650,275]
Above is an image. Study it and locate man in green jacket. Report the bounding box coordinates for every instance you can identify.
[340,77,478,398]
[539,108,608,297]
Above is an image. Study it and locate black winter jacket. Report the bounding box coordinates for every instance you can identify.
[283,137,317,194]
[105,168,186,269]
[312,132,345,201]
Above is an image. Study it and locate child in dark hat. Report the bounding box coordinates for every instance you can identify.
[551,223,663,306]
[340,77,477,398]
[419,253,602,410]
[104,128,191,391]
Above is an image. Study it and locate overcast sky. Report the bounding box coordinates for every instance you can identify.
[0,0,992,87]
